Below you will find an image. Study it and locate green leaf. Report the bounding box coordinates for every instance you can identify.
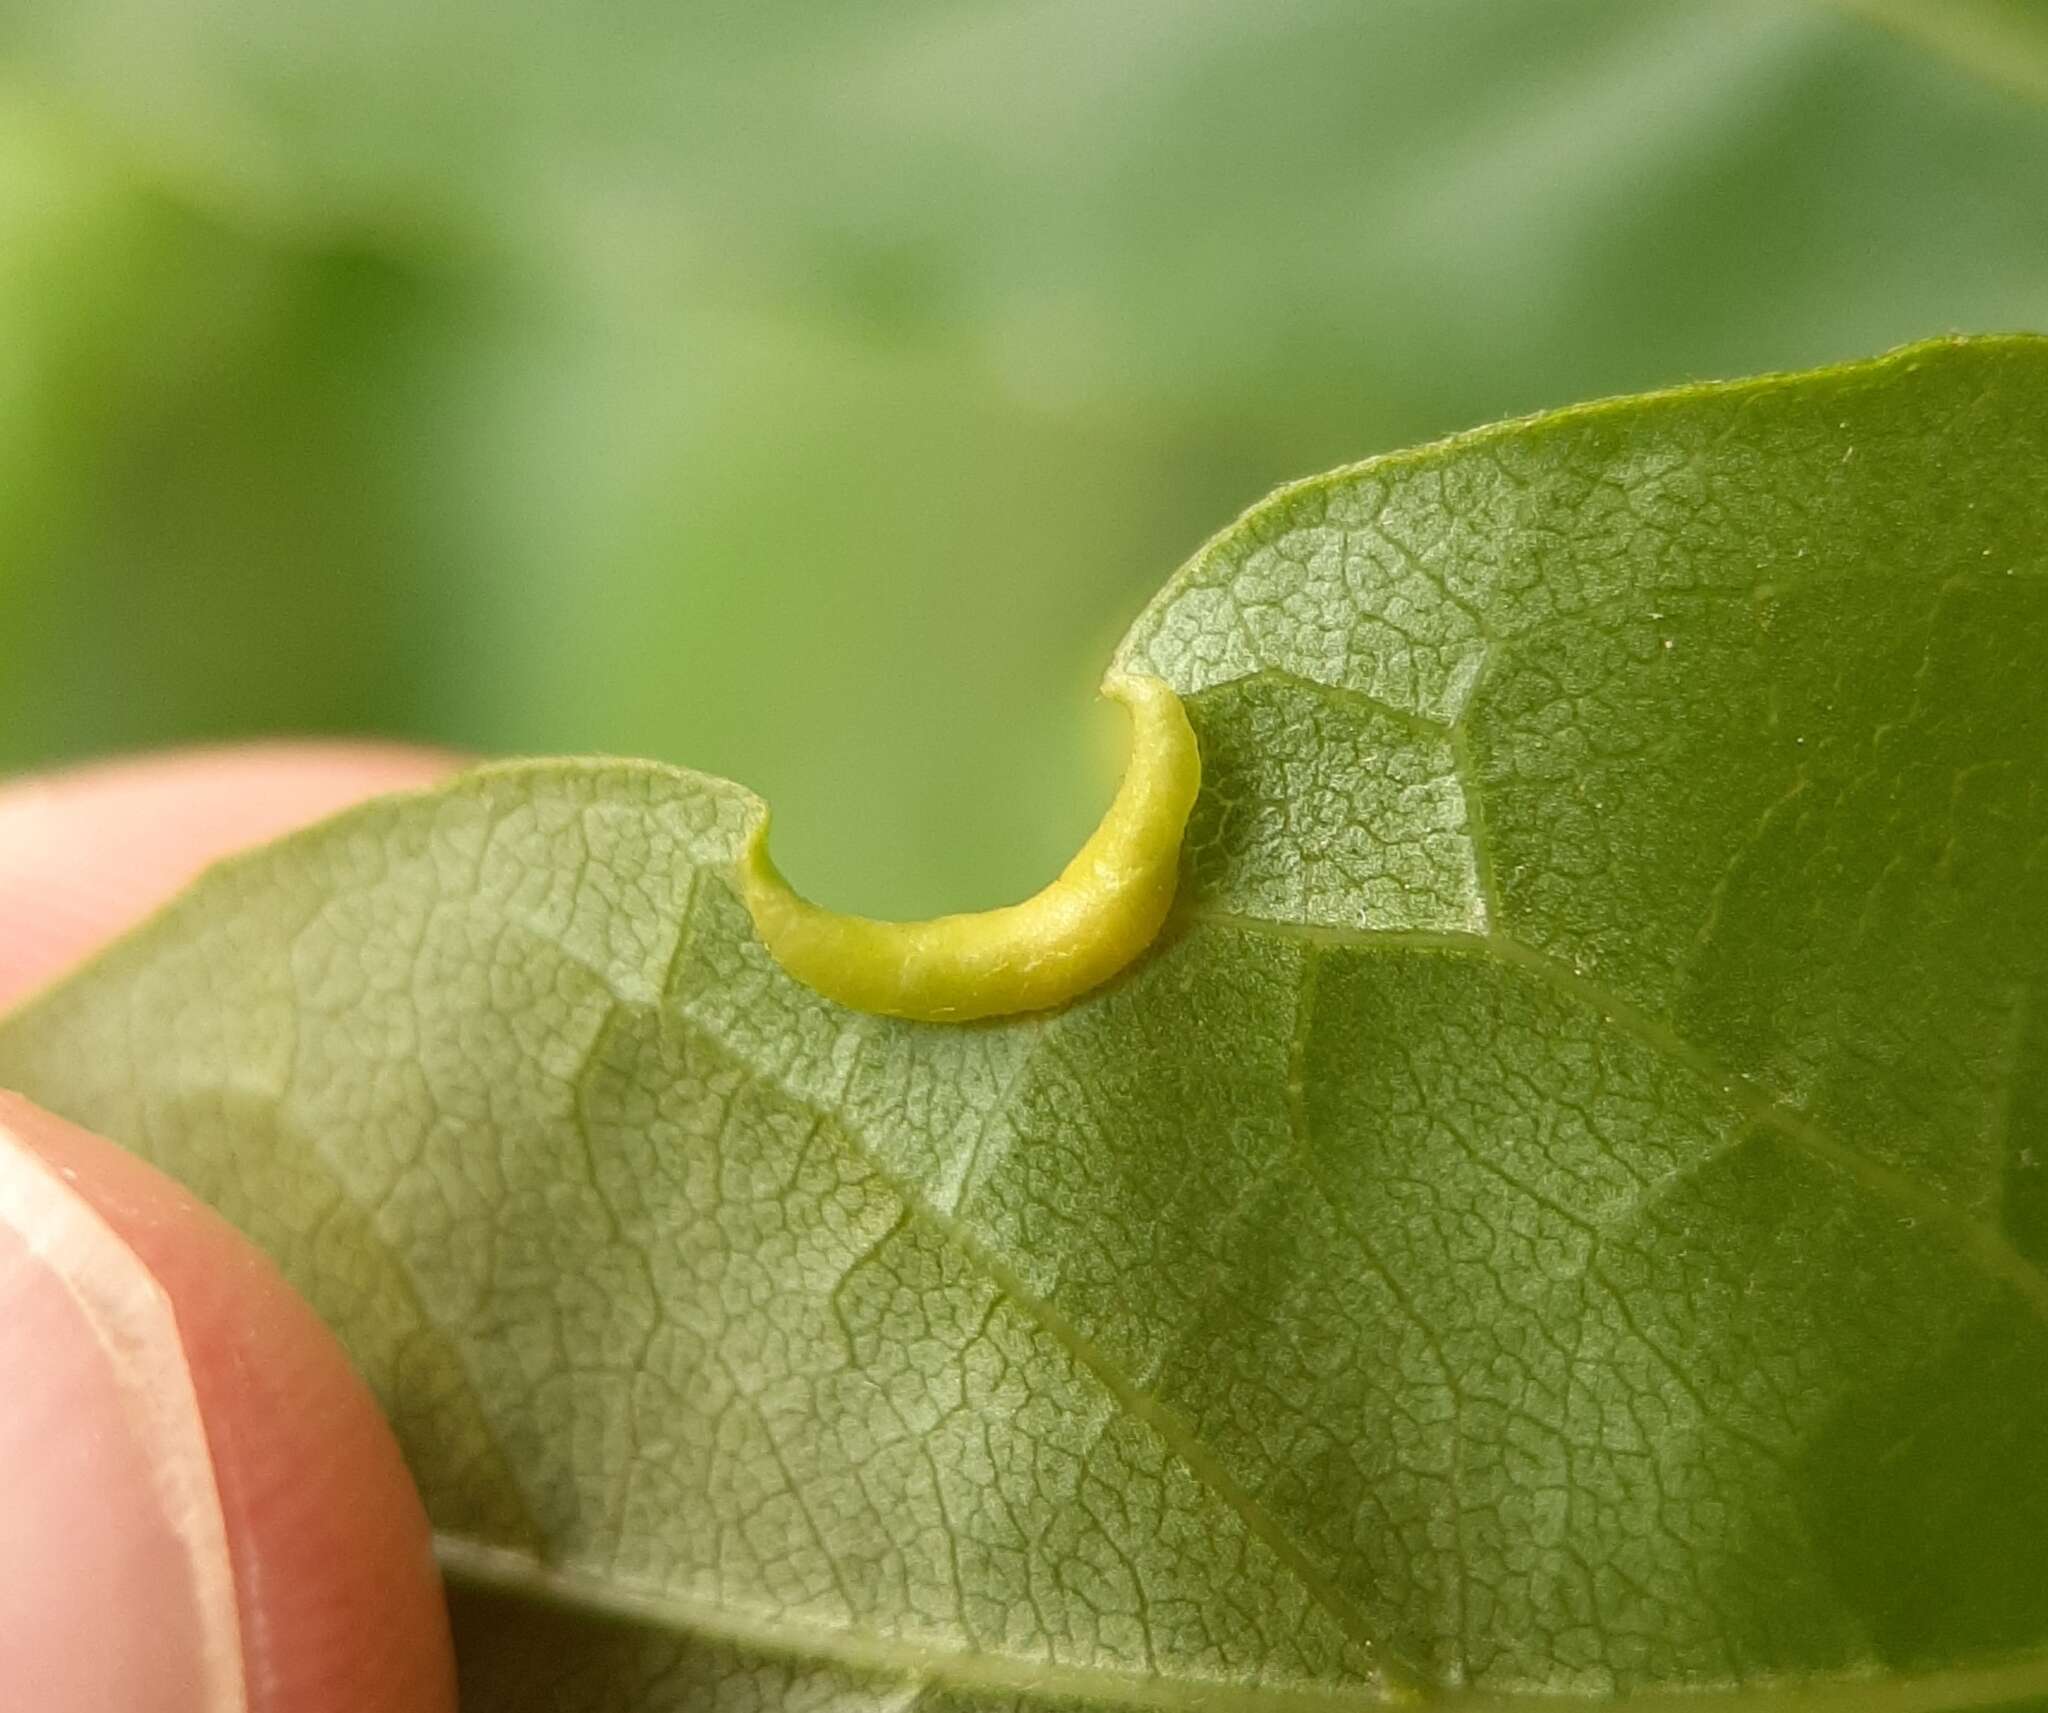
[4,336,2047,1709]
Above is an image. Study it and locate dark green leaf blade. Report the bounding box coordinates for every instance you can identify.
[2,337,2046,1709]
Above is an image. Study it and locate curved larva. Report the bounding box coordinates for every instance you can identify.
[738,674,1201,1022]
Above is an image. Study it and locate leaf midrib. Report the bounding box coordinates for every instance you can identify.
[439,1527,2048,1713]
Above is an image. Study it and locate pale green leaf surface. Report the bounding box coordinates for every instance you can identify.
[2,339,2046,1709]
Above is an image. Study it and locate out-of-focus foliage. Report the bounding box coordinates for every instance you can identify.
[1,0,2045,913]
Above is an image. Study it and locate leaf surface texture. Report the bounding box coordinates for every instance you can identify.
[3,338,2047,1709]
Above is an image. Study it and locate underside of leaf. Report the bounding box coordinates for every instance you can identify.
[1,336,2044,1711]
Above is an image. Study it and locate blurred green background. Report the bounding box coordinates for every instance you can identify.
[0,0,2043,915]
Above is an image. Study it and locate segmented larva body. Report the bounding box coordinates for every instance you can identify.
[738,674,1200,1022]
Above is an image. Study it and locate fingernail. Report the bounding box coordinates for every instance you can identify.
[0,1120,246,1712]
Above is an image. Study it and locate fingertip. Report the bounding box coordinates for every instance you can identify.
[0,1093,458,1713]
[0,742,465,1009]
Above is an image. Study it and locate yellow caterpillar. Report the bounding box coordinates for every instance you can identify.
[739,674,1200,1022]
